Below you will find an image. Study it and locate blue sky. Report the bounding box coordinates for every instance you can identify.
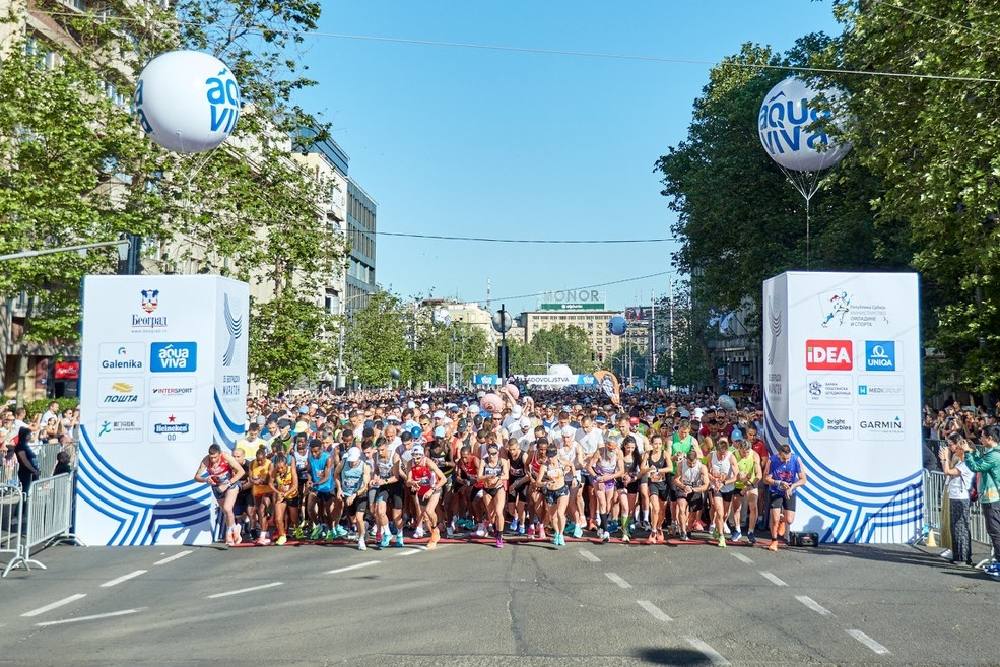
[296,1,842,312]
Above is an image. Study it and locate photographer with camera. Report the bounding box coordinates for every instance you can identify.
[940,433,974,566]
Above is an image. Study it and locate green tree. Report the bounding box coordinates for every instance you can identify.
[343,291,411,387]
[655,37,911,332]
[527,325,596,374]
[829,1,1000,393]
[654,281,713,390]
[1,1,345,397]
[248,289,337,391]
[412,321,491,386]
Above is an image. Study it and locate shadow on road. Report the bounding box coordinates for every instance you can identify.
[633,648,716,665]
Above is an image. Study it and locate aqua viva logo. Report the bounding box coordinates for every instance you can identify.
[136,69,240,135]
[758,90,837,156]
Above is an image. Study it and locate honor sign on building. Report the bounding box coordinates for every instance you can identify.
[763,271,921,544]
[524,291,621,362]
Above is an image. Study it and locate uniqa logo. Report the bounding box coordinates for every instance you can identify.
[758,90,836,156]
[206,69,241,134]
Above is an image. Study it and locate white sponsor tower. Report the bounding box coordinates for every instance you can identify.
[763,271,921,543]
[77,275,249,545]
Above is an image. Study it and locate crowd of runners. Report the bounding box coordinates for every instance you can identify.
[194,387,809,551]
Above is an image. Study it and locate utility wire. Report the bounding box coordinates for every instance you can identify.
[29,9,1000,84]
[374,231,675,244]
[469,271,674,305]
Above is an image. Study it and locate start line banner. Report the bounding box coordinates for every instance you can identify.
[76,275,249,546]
[763,271,921,544]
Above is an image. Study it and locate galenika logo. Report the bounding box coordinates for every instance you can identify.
[805,339,853,371]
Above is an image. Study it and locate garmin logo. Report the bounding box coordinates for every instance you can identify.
[859,418,902,430]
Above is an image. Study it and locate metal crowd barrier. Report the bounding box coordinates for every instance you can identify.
[34,443,63,479]
[923,469,990,546]
[1,473,83,577]
[1,484,23,578]
[1,459,18,487]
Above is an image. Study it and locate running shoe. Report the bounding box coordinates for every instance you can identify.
[369,525,378,537]
[693,520,705,532]
[510,519,519,533]
[680,532,690,542]
[622,532,630,543]
[310,524,324,540]
[572,524,583,539]
[292,525,305,540]
[357,537,366,551]
[537,526,546,540]
[337,524,349,538]
[495,535,504,549]
[276,535,287,546]
[711,526,720,540]
[768,539,779,552]
[565,521,576,535]
[380,532,391,549]
[747,532,757,545]
[446,524,455,538]
[414,526,426,539]
[731,529,742,542]
[556,533,564,547]
[427,527,440,549]
[474,523,486,538]
[395,533,405,548]
[641,520,651,532]
[601,530,610,543]
[518,523,526,536]
[587,520,597,532]
[717,534,726,548]
[777,520,787,538]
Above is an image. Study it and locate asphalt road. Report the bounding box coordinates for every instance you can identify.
[0,537,996,666]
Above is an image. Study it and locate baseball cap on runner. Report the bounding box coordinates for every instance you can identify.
[346,447,361,463]
[411,445,425,456]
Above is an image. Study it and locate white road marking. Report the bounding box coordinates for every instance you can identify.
[21,594,87,617]
[637,599,673,622]
[796,595,832,616]
[730,551,753,564]
[36,608,145,627]
[100,570,148,588]
[847,629,890,655]
[392,548,423,557]
[604,572,632,589]
[326,560,381,574]
[154,550,193,565]
[578,549,601,563]
[758,571,788,587]
[206,582,283,599]
[684,636,730,666]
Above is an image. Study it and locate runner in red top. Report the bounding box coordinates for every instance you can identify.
[405,445,446,548]
[193,444,246,547]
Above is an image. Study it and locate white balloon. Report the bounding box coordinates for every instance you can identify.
[758,77,851,173]
[135,50,241,153]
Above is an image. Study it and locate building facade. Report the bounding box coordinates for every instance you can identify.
[345,180,377,317]
[522,310,622,364]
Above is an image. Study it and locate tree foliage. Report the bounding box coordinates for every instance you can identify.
[0,0,346,394]
[342,291,412,387]
[655,36,912,329]
[509,325,595,375]
[248,289,336,391]
[829,1,1000,393]
[411,320,491,386]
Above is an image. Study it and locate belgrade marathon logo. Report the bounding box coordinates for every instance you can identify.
[222,292,243,367]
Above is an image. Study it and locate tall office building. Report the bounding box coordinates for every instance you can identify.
[346,180,377,316]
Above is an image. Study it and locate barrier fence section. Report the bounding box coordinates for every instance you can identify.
[1,484,24,578]
[1,473,83,577]
[923,469,990,546]
[34,444,62,479]
[1,459,18,487]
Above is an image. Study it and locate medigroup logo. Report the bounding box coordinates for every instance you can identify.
[805,339,853,371]
[865,340,896,372]
[150,342,198,373]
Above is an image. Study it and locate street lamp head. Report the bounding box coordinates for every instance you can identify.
[491,310,512,334]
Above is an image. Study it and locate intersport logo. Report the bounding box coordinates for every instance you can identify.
[805,339,853,371]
